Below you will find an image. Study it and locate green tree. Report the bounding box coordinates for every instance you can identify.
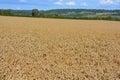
[3,10,11,15]
[0,10,4,15]
[0,10,1,15]
[0,10,11,16]
[32,9,39,16]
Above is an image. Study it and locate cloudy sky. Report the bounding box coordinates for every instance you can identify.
[0,0,120,10]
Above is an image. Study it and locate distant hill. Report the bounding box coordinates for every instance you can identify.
[41,9,120,18]
[11,10,32,16]
[0,9,120,21]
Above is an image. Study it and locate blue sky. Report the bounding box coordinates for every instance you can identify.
[0,0,120,10]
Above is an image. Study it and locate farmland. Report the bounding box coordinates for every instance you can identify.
[0,16,120,80]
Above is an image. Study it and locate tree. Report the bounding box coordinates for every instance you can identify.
[0,10,11,15]
[0,10,2,15]
[3,10,11,15]
[32,9,39,16]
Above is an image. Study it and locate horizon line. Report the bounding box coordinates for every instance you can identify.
[0,8,120,11]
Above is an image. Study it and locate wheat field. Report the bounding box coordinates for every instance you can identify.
[0,16,120,80]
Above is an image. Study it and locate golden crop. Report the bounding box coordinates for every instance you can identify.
[0,16,120,80]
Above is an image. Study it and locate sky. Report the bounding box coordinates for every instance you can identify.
[0,0,120,10]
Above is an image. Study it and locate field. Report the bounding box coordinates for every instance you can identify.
[0,16,120,80]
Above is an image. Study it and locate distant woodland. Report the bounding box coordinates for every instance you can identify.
[0,9,120,21]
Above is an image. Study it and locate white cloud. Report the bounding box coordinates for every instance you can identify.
[54,0,76,6]
[16,7,22,10]
[66,1,76,6]
[100,0,120,5]
[54,0,63,5]
[81,2,87,6]
[100,0,113,5]
[19,0,27,3]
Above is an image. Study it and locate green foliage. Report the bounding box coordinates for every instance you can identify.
[0,9,120,21]
[0,9,11,16]
[32,9,40,16]
[11,10,31,16]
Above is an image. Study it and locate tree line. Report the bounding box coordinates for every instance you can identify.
[0,9,12,16]
[0,9,120,21]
